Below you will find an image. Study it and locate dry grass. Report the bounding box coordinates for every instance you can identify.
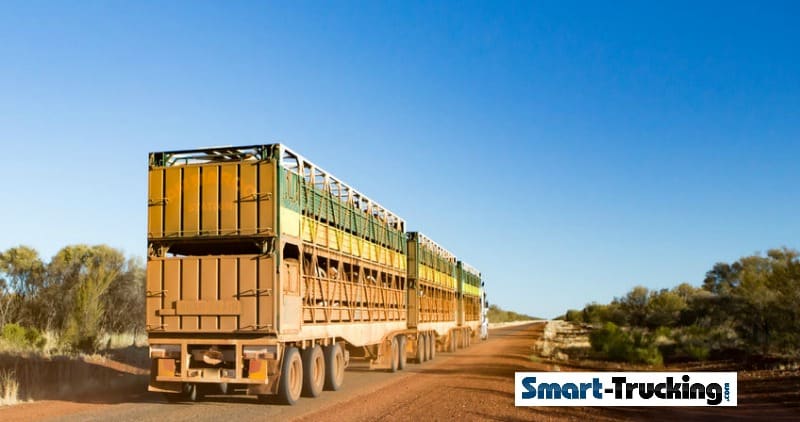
[0,369,20,406]
[97,331,148,350]
[0,331,149,407]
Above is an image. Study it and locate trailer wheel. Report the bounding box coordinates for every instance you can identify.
[415,335,425,363]
[397,336,407,370]
[186,383,202,402]
[388,337,399,372]
[323,343,345,391]
[277,346,303,405]
[301,345,325,398]
[428,333,436,360]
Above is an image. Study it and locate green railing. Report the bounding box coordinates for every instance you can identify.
[280,167,406,253]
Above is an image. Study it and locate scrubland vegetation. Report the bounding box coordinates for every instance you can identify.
[0,244,143,354]
[487,304,538,323]
[562,247,800,365]
[0,245,145,405]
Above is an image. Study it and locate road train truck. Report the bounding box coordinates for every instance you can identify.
[146,144,486,404]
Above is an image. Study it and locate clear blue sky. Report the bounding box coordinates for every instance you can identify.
[1,1,798,318]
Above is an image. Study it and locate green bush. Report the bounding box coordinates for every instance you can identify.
[670,324,713,361]
[565,309,583,323]
[684,345,710,361]
[1,323,46,350]
[589,322,663,365]
[23,326,46,349]
[1,323,27,346]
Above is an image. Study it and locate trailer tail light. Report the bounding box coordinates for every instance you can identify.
[247,358,267,380]
[150,344,180,359]
[156,358,177,376]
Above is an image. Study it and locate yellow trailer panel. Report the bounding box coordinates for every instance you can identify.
[147,161,275,242]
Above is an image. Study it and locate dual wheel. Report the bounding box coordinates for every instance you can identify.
[414,332,436,364]
[391,335,407,371]
[276,343,345,405]
[447,329,472,352]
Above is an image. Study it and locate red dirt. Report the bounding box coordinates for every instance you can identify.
[297,322,800,421]
[1,323,798,421]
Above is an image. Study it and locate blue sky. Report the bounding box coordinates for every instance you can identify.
[1,1,798,318]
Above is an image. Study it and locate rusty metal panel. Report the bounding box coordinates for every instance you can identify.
[201,166,219,236]
[147,159,275,247]
[220,164,238,235]
[180,258,199,331]
[175,300,240,315]
[146,260,163,330]
[239,257,257,330]
[219,258,237,330]
[147,169,164,238]
[239,163,257,235]
[164,168,182,237]
[149,255,270,333]
[258,257,274,330]
[163,259,181,330]
[200,258,218,330]
[183,166,200,236]
[258,162,274,235]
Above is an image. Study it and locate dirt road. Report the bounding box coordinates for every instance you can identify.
[1,323,546,421]
[1,322,798,421]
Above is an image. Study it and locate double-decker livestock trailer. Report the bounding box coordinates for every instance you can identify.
[146,144,487,404]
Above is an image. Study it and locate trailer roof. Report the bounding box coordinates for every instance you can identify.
[410,232,456,263]
[459,261,481,277]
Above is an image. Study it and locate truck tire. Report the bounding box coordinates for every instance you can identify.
[301,345,325,398]
[277,346,303,405]
[323,343,345,391]
[428,333,436,360]
[186,383,202,402]
[415,335,425,363]
[398,336,407,370]
[388,337,399,372]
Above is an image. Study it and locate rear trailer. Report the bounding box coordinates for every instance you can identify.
[147,145,407,403]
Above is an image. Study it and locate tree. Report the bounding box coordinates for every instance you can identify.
[0,246,45,326]
[702,262,741,294]
[619,286,650,327]
[645,289,687,328]
[34,244,97,331]
[64,258,118,352]
[54,245,130,352]
[102,256,145,335]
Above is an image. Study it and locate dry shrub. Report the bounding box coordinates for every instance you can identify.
[0,369,19,406]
